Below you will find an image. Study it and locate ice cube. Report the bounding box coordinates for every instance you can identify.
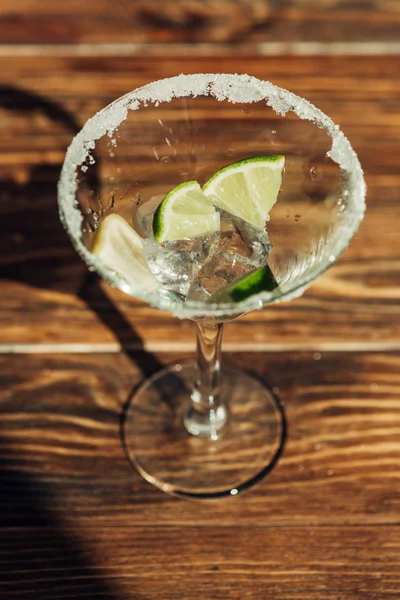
[219,211,272,268]
[197,252,253,295]
[234,216,272,268]
[142,233,219,296]
[135,194,164,237]
[195,212,273,296]
[142,238,192,295]
[219,211,251,259]
[186,278,212,303]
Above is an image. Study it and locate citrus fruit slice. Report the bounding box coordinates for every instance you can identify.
[212,265,279,303]
[203,155,285,229]
[153,181,220,243]
[92,214,160,291]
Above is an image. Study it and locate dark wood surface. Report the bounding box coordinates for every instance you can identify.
[1,352,399,598]
[0,0,399,44]
[1,2,400,598]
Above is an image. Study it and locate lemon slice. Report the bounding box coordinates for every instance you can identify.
[212,265,279,303]
[153,181,220,243]
[92,214,160,292]
[203,155,285,229]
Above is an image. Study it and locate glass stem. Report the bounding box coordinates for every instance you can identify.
[183,321,228,439]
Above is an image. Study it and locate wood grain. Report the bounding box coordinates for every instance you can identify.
[0,0,399,45]
[0,526,398,599]
[1,54,399,351]
[1,351,399,526]
[1,7,399,598]
[1,350,399,598]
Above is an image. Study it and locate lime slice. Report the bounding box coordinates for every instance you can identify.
[212,265,279,303]
[92,214,160,292]
[203,155,285,229]
[153,181,220,243]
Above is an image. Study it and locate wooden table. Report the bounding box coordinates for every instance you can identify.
[0,1,399,598]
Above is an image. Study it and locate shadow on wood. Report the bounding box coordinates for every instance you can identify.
[0,84,182,433]
[78,271,165,379]
[0,85,180,426]
[0,437,123,599]
[0,85,96,295]
[77,272,189,419]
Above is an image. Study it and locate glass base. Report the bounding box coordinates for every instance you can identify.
[122,363,286,499]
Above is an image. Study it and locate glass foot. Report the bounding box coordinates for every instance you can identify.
[122,363,286,499]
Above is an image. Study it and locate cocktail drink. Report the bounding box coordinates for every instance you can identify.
[58,74,366,498]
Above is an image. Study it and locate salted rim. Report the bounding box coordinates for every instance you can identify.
[58,73,366,319]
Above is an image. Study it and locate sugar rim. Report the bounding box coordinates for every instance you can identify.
[58,73,366,319]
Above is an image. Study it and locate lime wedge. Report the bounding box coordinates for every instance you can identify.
[92,214,160,292]
[153,181,220,243]
[212,265,279,303]
[203,155,285,229]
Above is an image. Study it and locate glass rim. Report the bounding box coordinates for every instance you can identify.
[58,73,366,319]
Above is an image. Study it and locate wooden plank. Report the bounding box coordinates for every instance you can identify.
[0,0,399,45]
[0,54,399,350]
[0,525,398,599]
[1,351,399,526]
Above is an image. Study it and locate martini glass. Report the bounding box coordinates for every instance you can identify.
[58,74,366,499]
